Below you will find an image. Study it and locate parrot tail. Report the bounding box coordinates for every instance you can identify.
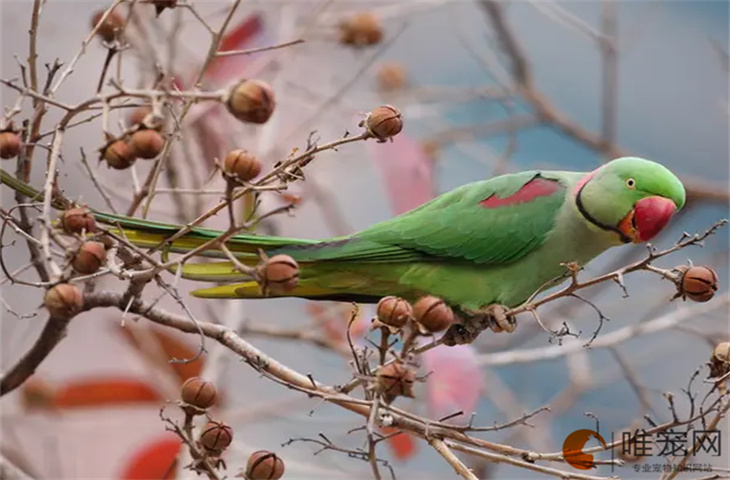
[171,257,384,303]
[2,168,383,302]
[1,167,317,259]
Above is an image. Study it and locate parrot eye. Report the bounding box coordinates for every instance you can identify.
[626,178,636,189]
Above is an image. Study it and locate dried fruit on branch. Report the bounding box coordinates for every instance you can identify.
[223,149,262,182]
[91,9,124,43]
[199,420,233,453]
[0,131,22,159]
[44,284,84,319]
[413,295,454,333]
[152,0,177,16]
[376,296,412,329]
[245,450,285,480]
[258,255,299,294]
[226,79,276,124]
[101,139,136,170]
[374,362,416,400]
[339,12,383,46]
[180,377,218,410]
[72,241,107,274]
[679,265,718,302]
[364,105,403,141]
[376,62,408,91]
[129,129,165,159]
[127,105,164,131]
[709,342,730,378]
[61,207,97,234]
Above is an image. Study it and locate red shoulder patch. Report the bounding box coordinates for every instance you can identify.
[479,176,562,208]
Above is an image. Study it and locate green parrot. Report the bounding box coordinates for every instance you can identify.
[0,157,685,339]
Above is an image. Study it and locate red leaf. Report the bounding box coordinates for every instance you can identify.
[380,426,418,460]
[53,377,162,409]
[119,434,180,480]
[204,13,265,83]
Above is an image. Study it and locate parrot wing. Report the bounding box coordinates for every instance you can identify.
[281,170,573,266]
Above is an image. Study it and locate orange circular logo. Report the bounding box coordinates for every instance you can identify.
[562,429,607,470]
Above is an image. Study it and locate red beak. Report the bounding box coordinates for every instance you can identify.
[632,196,677,242]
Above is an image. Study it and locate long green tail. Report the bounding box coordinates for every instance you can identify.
[2,168,364,300]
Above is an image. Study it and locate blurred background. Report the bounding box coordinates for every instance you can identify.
[1,1,728,479]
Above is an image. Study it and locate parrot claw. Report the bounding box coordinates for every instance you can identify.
[443,304,515,346]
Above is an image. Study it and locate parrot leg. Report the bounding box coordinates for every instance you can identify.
[443,304,516,346]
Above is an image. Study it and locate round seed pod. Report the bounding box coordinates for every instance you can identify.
[375,296,412,329]
[0,131,22,159]
[365,105,403,141]
[152,0,177,16]
[376,62,408,91]
[339,12,382,46]
[91,9,124,43]
[127,105,152,127]
[413,295,454,333]
[223,149,262,182]
[375,362,415,399]
[712,342,730,365]
[180,377,218,410]
[44,283,84,319]
[72,241,107,274]
[199,420,233,453]
[226,79,276,124]
[258,255,299,294]
[245,450,285,480]
[680,266,718,303]
[102,139,136,170]
[61,207,97,234]
[129,129,165,159]
[710,341,730,378]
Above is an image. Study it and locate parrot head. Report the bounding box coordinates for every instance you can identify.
[576,157,686,243]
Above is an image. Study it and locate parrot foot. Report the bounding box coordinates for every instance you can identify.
[443,304,515,346]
